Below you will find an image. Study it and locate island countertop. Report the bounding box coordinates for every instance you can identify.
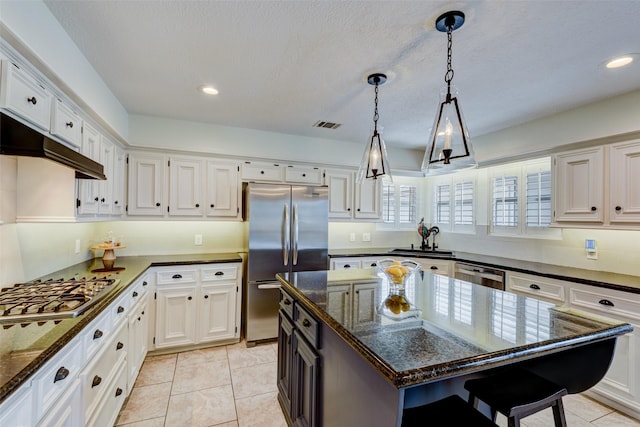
[276,268,633,388]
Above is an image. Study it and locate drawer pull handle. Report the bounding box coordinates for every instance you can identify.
[93,329,103,340]
[172,274,183,279]
[53,367,69,383]
[302,319,311,328]
[27,96,37,105]
[138,316,141,321]
[195,203,200,208]
[204,295,209,299]
[117,306,124,313]
[210,204,215,208]
[344,264,351,268]
[591,206,597,212]
[529,284,541,290]
[142,281,148,286]
[188,296,193,300]
[215,271,224,276]
[94,197,99,202]
[132,291,139,297]
[66,121,74,128]
[284,299,292,306]
[115,388,123,397]
[116,342,124,350]
[92,375,102,388]
[302,173,306,177]
[430,266,438,270]
[598,299,615,307]
[370,263,377,267]
[156,202,161,207]
[615,206,622,212]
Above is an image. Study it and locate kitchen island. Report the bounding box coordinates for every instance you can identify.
[275,268,633,426]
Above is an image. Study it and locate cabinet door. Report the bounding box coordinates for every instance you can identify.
[284,165,323,185]
[127,153,166,216]
[111,146,126,216]
[0,384,33,427]
[77,123,101,215]
[277,312,294,419]
[241,161,284,182]
[154,285,197,348]
[292,331,319,427]
[206,160,240,218]
[325,169,353,219]
[128,295,149,390]
[354,178,381,219]
[198,283,237,342]
[37,380,82,427]
[169,157,204,216]
[553,147,604,222]
[353,282,378,326]
[325,284,351,327]
[97,137,114,214]
[610,140,640,223]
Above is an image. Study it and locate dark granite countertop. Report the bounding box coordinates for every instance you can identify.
[0,253,242,405]
[277,268,633,388]
[329,248,640,293]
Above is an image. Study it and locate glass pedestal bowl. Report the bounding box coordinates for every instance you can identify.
[376,259,422,320]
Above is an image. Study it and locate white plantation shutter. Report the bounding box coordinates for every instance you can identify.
[526,171,551,227]
[380,180,418,228]
[398,185,417,224]
[382,182,394,223]
[454,181,473,225]
[493,175,519,227]
[435,184,451,224]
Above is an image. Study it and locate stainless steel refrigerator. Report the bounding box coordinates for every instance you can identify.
[244,182,328,344]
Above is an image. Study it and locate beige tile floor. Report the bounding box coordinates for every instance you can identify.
[116,341,639,427]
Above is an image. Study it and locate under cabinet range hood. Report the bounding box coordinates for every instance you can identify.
[0,113,106,180]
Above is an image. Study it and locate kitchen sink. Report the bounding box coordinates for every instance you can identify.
[388,249,454,257]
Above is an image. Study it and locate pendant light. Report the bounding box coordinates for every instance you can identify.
[422,11,477,175]
[357,73,392,183]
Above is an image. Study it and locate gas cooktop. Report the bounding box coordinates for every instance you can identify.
[0,277,119,325]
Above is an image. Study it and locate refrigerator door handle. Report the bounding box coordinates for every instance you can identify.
[283,203,290,266]
[293,203,299,265]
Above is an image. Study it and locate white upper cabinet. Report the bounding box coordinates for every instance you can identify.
[553,146,604,223]
[77,123,102,216]
[284,165,323,185]
[553,139,640,228]
[112,146,126,216]
[127,152,166,216]
[324,168,381,221]
[241,161,284,182]
[0,60,51,131]
[169,157,204,217]
[97,136,115,214]
[206,160,241,218]
[609,139,640,223]
[50,99,82,148]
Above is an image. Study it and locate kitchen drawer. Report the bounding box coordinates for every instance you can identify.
[507,273,566,304]
[201,264,238,282]
[241,161,284,182]
[112,292,132,326]
[284,166,322,184]
[36,378,81,427]
[84,309,113,361]
[419,259,453,277]
[280,289,295,319]
[570,286,640,322]
[330,258,362,270]
[82,320,127,420]
[295,304,319,349]
[0,382,33,427]
[86,359,127,427]
[50,99,82,148]
[33,339,83,417]
[156,268,198,285]
[359,257,382,268]
[0,60,52,130]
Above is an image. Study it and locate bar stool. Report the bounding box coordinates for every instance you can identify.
[464,368,568,427]
[401,395,498,427]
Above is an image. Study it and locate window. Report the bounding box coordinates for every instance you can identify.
[525,170,551,227]
[489,158,558,238]
[430,174,475,234]
[379,178,419,229]
[493,175,518,227]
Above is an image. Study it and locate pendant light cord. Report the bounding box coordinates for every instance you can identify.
[373,80,380,134]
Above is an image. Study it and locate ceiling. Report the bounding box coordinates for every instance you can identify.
[43,1,640,150]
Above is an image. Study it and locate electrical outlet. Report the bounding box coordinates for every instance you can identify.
[362,232,371,242]
[585,238,597,259]
[74,239,81,254]
[195,234,203,245]
[349,232,356,242]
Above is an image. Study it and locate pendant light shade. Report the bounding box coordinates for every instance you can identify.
[357,73,392,183]
[422,11,477,175]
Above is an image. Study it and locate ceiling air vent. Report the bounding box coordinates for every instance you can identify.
[313,120,341,130]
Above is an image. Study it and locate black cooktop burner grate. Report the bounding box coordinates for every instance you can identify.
[0,277,118,324]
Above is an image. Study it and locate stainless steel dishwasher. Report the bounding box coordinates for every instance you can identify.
[454,262,505,290]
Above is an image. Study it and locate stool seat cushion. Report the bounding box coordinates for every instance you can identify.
[402,395,498,427]
[464,369,567,416]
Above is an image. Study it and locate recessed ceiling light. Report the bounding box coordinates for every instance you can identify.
[200,85,219,95]
[606,56,634,69]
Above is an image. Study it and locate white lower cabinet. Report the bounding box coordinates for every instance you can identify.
[37,380,82,427]
[128,293,149,390]
[153,263,242,350]
[0,383,33,427]
[325,281,378,329]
